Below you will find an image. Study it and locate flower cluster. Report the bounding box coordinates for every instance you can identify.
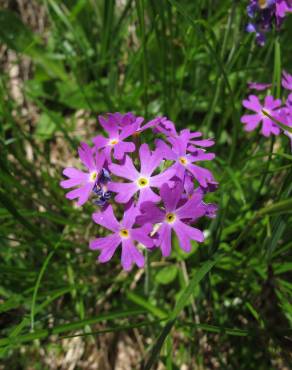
[246,0,292,45]
[241,70,292,148]
[61,113,217,270]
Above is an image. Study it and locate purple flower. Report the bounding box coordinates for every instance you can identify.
[248,81,272,91]
[93,114,139,161]
[136,182,205,257]
[107,144,175,205]
[60,142,105,206]
[282,70,292,91]
[241,95,282,136]
[154,119,215,150]
[156,136,215,188]
[276,0,292,22]
[90,202,153,270]
[107,111,161,133]
[153,117,177,136]
[276,104,292,150]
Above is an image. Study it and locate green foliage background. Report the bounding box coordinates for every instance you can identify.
[0,1,291,369]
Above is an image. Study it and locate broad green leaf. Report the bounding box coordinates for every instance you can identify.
[155,266,178,285]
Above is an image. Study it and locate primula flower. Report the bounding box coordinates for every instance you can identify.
[276,104,292,150]
[136,182,205,257]
[282,71,292,91]
[241,95,281,136]
[61,111,218,271]
[90,202,153,270]
[155,120,214,149]
[167,128,215,152]
[156,135,215,188]
[60,142,105,206]
[108,144,175,205]
[93,114,139,161]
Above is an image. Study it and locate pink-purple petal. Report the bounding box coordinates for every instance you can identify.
[160,182,183,212]
[136,202,165,225]
[121,239,144,271]
[76,183,93,206]
[96,234,121,263]
[92,135,108,149]
[113,141,135,160]
[78,142,95,171]
[173,220,204,253]
[241,114,262,131]
[60,177,85,189]
[98,115,119,138]
[150,167,176,188]
[157,223,172,257]
[137,187,160,206]
[92,205,120,232]
[109,156,139,181]
[131,225,154,249]
[187,164,214,188]
[63,167,87,179]
[108,182,137,203]
[176,192,204,219]
[242,95,262,112]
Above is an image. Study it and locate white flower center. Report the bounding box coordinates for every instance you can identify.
[137,177,149,188]
[119,229,130,239]
[165,212,176,224]
[179,156,188,166]
[109,139,119,146]
[89,171,98,182]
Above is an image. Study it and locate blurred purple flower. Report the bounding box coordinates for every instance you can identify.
[241,95,281,136]
[248,81,272,90]
[282,70,292,91]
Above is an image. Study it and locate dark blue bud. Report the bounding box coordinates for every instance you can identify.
[100,168,111,184]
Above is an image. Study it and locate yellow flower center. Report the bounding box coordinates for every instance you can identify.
[109,139,119,146]
[179,156,188,166]
[165,212,176,224]
[137,177,149,188]
[119,229,130,238]
[258,0,268,8]
[89,171,98,182]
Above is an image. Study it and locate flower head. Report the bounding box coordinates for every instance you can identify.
[241,95,281,136]
[61,112,218,271]
[60,142,106,206]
